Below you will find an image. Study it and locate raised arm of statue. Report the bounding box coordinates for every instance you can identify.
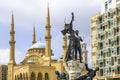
[69,12,74,28]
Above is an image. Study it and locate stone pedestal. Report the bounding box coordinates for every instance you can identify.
[64,60,85,80]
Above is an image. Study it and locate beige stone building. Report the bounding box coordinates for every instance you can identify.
[0,65,7,80]
[91,0,120,80]
[7,6,88,80]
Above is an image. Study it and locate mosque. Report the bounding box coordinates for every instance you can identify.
[7,6,88,80]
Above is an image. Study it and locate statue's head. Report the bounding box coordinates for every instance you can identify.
[75,30,79,35]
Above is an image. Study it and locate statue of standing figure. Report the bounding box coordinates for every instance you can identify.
[61,12,83,62]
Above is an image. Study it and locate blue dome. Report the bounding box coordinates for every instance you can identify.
[30,41,45,49]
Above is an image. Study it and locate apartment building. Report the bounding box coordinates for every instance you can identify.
[91,0,120,80]
[0,65,7,80]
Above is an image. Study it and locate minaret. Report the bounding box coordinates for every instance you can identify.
[32,25,36,45]
[62,20,67,60]
[45,5,52,58]
[9,13,16,64]
[8,13,16,80]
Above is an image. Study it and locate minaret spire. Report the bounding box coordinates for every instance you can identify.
[45,5,52,58]
[62,20,67,60]
[46,4,50,27]
[8,13,16,80]
[32,25,36,45]
[9,13,16,64]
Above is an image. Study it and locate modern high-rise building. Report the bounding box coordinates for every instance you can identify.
[0,65,7,80]
[91,0,120,80]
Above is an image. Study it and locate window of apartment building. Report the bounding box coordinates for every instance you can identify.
[117,37,119,45]
[103,52,106,58]
[99,17,102,23]
[108,49,111,57]
[99,43,103,49]
[118,59,120,64]
[117,47,120,55]
[100,62,104,67]
[101,35,105,40]
[103,26,105,31]
[109,12,113,18]
[109,0,112,4]
[117,66,120,74]
[101,51,103,56]
[106,32,108,38]
[100,69,103,76]
[100,25,102,30]
[103,59,106,67]
[111,41,115,46]
[102,15,105,22]
[116,0,120,2]
[118,18,120,25]
[109,67,111,73]
[105,2,108,11]
[111,57,114,65]
[110,20,114,28]
[116,27,119,33]
[117,8,120,16]
[109,59,111,65]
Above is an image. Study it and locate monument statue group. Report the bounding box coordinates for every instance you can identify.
[55,13,99,80]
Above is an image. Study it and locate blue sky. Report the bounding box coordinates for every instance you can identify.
[0,0,101,67]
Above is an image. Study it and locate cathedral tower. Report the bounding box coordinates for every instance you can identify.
[32,25,36,45]
[8,13,16,80]
[45,5,52,59]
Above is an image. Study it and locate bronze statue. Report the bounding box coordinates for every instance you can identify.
[74,30,83,62]
[56,13,99,80]
[61,12,82,62]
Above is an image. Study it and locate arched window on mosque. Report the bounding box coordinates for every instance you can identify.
[37,72,42,80]
[30,72,35,80]
[23,73,25,80]
[20,73,22,80]
[26,72,28,80]
[17,75,19,80]
[45,73,49,80]
[15,75,17,80]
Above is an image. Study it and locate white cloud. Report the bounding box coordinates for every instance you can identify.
[0,48,25,64]
[0,48,9,64]
[89,0,101,7]
[0,0,101,29]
